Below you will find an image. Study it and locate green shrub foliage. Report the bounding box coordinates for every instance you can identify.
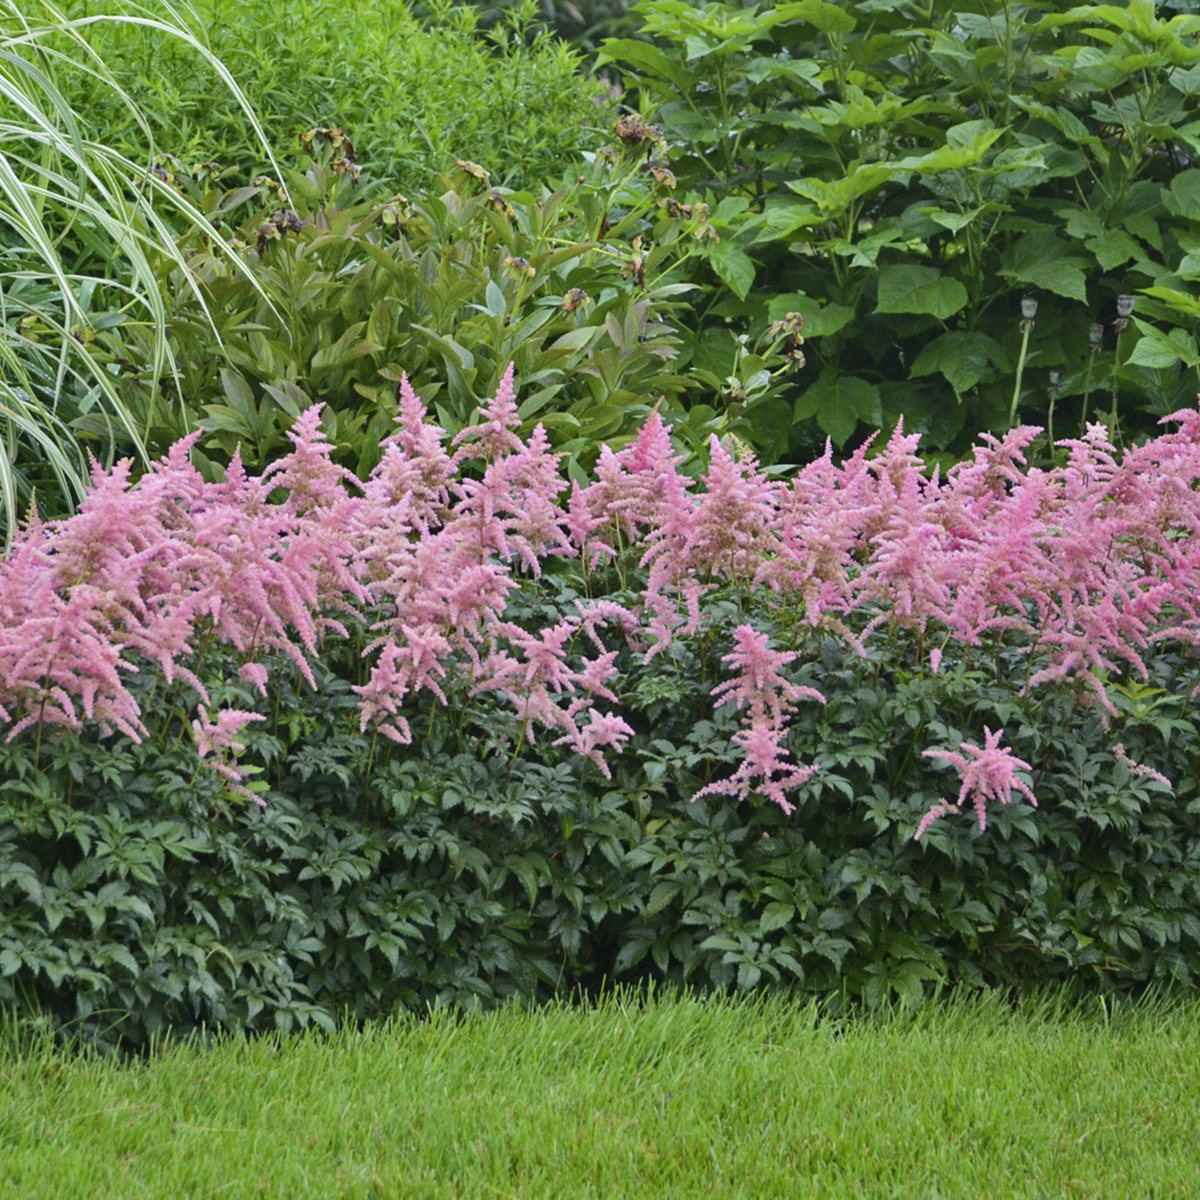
[598,0,1200,460]
[145,157,694,484]
[62,0,609,193]
[3,617,1198,1046]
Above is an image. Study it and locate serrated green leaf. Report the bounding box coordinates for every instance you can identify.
[767,292,855,337]
[784,0,856,32]
[596,39,697,91]
[875,265,968,319]
[1128,320,1200,368]
[999,230,1090,302]
[646,881,682,916]
[909,331,1009,394]
[760,901,795,934]
[709,244,756,300]
[1089,228,1142,270]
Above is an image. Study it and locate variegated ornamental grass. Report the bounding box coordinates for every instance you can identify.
[0,0,275,537]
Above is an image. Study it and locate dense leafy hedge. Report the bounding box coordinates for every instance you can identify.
[3,371,1200,1045]
[3,629,1197,1048]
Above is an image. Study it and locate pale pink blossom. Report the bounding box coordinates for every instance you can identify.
[916,727,1037,838]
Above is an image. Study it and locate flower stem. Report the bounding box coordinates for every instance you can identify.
[1009,319,1033,427]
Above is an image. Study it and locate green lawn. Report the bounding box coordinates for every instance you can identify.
[2,990,1198,1198]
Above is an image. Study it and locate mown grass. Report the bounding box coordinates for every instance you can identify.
[2,990,1199,1198]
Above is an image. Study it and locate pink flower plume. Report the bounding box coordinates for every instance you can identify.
[916,727,1036,838]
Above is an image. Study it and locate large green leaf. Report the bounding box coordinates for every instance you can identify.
[909,331,1010,394]
[1060,208,1146,270]
[768,292,856,338]
[1162,170,1200,222]
[1127,320,1200,369]
[709,244,756,301]
[895,120,1005,174]
[875,266,968,320]
[999,230,1090,302]
[1140,286,1200,317]
[781,0,857,33]
[786,164,904,216]
[595,39,697,91]
[795,374,881,446]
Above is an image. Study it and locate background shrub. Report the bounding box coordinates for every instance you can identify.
[598,0,1200,463]
[138,154,694,484]
[64,0,611,193]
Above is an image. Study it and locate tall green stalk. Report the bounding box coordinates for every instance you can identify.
[1008,297,1037,427]
[1080,321,1103,432]
[1108,296,1136,444]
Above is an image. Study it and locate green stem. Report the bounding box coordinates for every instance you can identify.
[1080,356,1095,432]
[1008,320,1033,427]
[1109,331,1125,444]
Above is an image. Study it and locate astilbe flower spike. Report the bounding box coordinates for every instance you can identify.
[693,625,824,814]
[9,366,1200,824]
[191,707,267,806]
[916,727,1036,838]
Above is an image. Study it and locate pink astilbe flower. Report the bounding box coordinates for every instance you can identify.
[755,438,876,642]
[0,581,142,741]
[916,727,1037,838]
[942,466,1053,646]
[1113,743,1173,790]
[573,598,640,650]
[696,724,819,815]
[706,623,825,725]
[452,421,571,576]
[464,607,632,776]
[567,410,700,655]
[191,707,267,806]
[693,625,824,814]
[564,479,613,571]
[855,423,954,634]
[438,370,573,578]
[0,408,367,746]
[191,706,265,757]
[12,361,1200,836]
[353,632,450,745]
[553,707,634,779]
[264,404,359,514]
[451,363,524,464]
[238,661,271,696]
[583,409,691,544]
[363,375,456,538]
[669,435,779,584]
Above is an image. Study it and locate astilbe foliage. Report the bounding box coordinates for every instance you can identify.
[5,373,1200,828]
